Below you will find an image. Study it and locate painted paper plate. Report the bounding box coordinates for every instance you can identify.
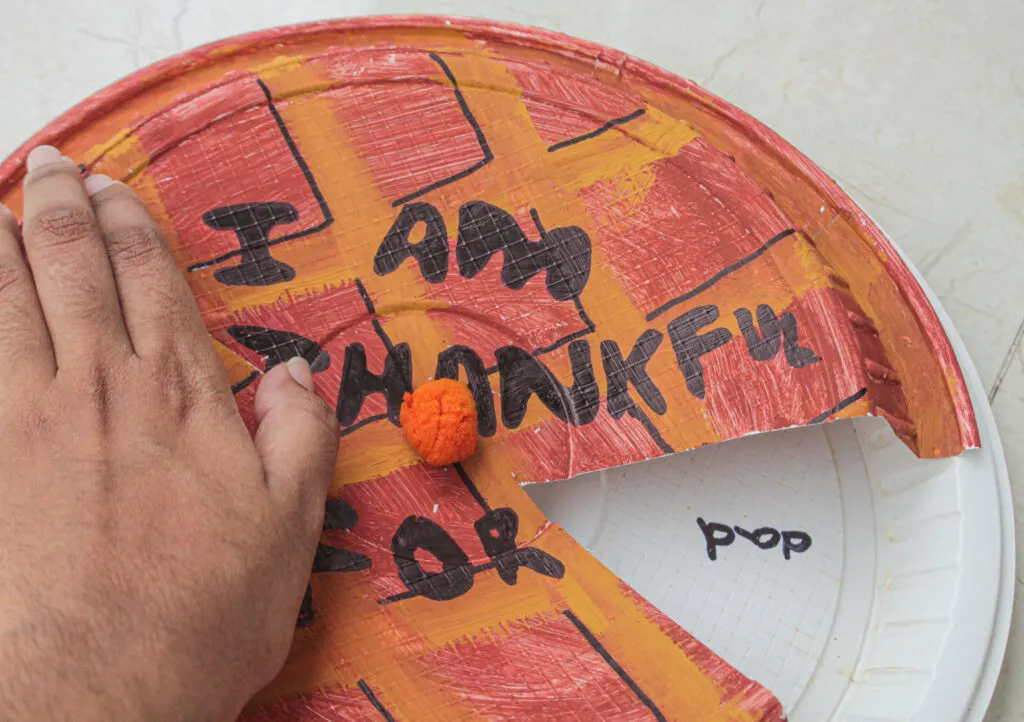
[0,16,1007,721]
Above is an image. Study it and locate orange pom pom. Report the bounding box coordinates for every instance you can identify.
[399,379,479,466]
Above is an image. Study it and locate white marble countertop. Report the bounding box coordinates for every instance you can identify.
[0,0,1019,718]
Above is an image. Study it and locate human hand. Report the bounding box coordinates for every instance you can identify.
[0,146,338,721]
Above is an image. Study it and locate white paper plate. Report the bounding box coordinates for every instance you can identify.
[527,256,1014,721]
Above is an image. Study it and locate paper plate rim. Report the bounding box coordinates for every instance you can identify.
[877,229,1014,721]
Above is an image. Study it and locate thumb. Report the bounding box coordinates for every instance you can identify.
[253,357,339,512]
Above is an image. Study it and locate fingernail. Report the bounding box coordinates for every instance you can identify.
[286,356,314,392]
[84,174,115,196]
[26,145,65,172]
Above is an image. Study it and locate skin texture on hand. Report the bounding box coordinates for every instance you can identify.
[0,146,339,721]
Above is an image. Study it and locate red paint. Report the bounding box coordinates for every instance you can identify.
[420,612,658,720]
[700,289,865,436]
[578,139,791,314]
[509,409,666,482]
[511,59,641,147]
[318,51,488,204]
[135,76,326,273]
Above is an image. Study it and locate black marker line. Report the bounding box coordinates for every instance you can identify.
[230,370,260,395]
[188,78,334,271]
[562,609,666,721]
[529,207,594,332]
[378,589,418,605]
[573,296,596,332]
[376,559,497,604]
[627,406,675,455]
[806,387,869,425]
[375,562,511,605]
[258,77,324,189]
[430,53,492,167]
[392,159,490,208]
[375,563,499,605]
[530,326,595,356]
[339,413,389,437]
[352,276,400,356]
[357,680,396,722]
[481,314,597,373]
[372,319,397,355]
[547,109,646,153]
[355,278,376,315]
[480,321,596,374]
[343,277,411,437]
[529,207,547,236]
[391,53,494,207]
[527,293,597,355]
[318,278,403,439]
[454,462,491,513]
[528,295,596,355]
[352,276,404,367]
[645,228,797,321]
